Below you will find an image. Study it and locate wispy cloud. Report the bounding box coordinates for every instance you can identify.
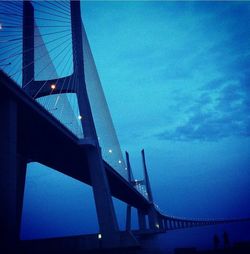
[157,79,250,141]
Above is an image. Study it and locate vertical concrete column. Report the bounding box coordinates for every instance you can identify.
[22,1,34,90]
[179,221,182,228]
[171,220,175,229]
[177,221,181,228]
[141,150,153,202]
[0,96,18,252]
[141,150,159,231]
[148,205,159,231]
[166,219,171,230]
[175,220,178,229]
[126,205,131,231]
[158,216,164,231]
[86,146,119,246]
[173,220,176,229]
[125,152,132,231]
[163,218,168,231]
[1,64,28,253]
[16,158,27,238]
[137,209,147,231]
[170,219,173,229]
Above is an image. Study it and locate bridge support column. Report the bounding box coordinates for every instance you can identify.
[174,220,178,229]
[126,205,131,231]
[158,216,164,231]
[125,152,132,232]
[182,221,187,228]
[177,221,181,228]
[86,146,121,247]
[164,219,170,230]
[0,96,19,252]
[137,209,147,231]
[85,146,139,248]
[171,220,175,229]
[169,219,173,230]
[179,221,182,228]
[17,158,27,239]
[148,205,159,231]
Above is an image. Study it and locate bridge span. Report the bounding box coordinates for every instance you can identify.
[1,69,249,252]
[0,0,250,253]
[0,70,149,210]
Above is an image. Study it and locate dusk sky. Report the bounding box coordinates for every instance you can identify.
[21,0,250,240]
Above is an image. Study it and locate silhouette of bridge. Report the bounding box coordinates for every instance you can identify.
[0,1,249,253]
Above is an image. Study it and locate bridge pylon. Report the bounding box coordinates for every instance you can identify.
[0,91,27,252]
[125,152,132,232]
[141,149,163,232]
[125,150,164,233]
[21,0,137,249]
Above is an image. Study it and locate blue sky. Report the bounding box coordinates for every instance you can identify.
[82,1,250,144]
[21,0,250,239]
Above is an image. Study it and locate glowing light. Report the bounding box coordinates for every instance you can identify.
[156,224,159,229]
[125,167,127,170]
[98,233,102,239]
[0,23,2,30]
[78,115,82,120]
[50,84,56,90]
[108,149,112,153]
[118,160,122,164]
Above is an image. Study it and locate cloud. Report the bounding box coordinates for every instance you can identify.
[158,113,250,142]
[157,81,250,142]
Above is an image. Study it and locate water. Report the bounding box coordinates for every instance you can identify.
[135,221,250,254]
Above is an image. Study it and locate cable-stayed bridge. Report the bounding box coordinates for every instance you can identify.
[0,1,249,253]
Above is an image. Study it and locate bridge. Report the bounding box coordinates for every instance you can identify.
[0,1,249,253]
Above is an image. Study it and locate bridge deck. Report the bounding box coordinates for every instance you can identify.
[0,71,149,210]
